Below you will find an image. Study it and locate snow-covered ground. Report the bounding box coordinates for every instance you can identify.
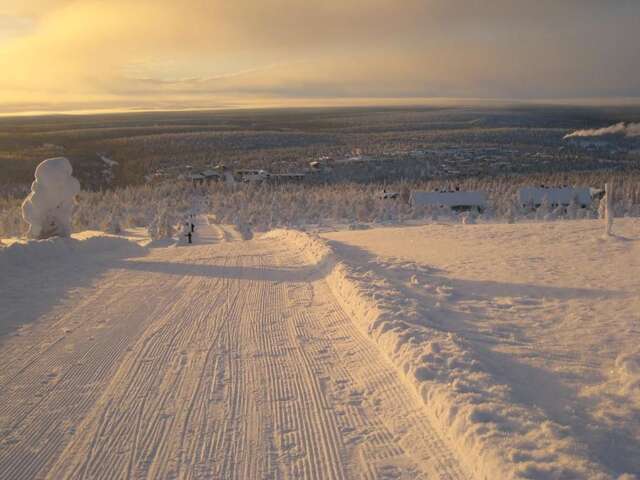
[321,218,640,478]
[0,219,469,479]
[0,217,638,479]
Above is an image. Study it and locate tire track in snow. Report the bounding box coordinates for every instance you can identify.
[0,259,189,480]
[1,223,469,479]
[47,254,234,479]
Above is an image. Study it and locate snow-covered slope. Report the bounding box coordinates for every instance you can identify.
[0,220,470,480]
[314,218,640,479]
[1,217,637,479]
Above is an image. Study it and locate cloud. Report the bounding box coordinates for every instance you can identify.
[0,0,639,113]
[564,123,640,139]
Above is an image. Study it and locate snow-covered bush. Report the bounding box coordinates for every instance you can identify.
[101,206,123,235]
[21,157,80,239]
[147,206,177,240]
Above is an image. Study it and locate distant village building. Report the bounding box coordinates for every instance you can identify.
[188,170,221,185]
[517,186,593,209]
[188,173,207,186]
[201,169,222,183]
[378,190,400,200]
[235,169,270,183]
[566,138,610,150]
[410,191,488,212]
[269,173,305,184]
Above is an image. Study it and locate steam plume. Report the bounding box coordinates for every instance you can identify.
[564,122,640,139]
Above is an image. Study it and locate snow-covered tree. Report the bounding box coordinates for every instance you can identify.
[102,206,123,235]
[21,157,80,239]
[148,206,176,240]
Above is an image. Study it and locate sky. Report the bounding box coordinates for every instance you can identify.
[1,0,639,114]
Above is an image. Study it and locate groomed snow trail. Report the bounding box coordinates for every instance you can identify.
[0,220,469,480]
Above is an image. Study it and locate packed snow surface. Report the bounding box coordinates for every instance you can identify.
[0,217,637,479]
[0,219,470,479]
[21,157,80,239]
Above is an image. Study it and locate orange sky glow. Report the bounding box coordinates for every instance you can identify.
[1,0,639,115]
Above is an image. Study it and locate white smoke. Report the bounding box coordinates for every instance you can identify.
[563,122,640,139]
[22,157,80,239]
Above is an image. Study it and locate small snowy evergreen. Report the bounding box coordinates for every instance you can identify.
[21,157,80,239]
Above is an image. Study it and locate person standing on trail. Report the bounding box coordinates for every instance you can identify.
[183,219,193,244]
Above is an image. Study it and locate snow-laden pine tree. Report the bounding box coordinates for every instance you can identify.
[102,206,123,235]
[148,206,176,240]
[22,157,80,239]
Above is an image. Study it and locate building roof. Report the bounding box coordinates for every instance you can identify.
[410,191,487,207]
[518,187,592,206]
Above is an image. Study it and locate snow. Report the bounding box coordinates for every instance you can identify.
[1,215,638,478]
[21,157,80,239]
[518,186,593,207]
[410,190,488,209]
[0,219,471,479]
[0,231,146,272]
[319,218,640,478]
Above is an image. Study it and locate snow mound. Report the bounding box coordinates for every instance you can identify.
[21,157,80,239]
[0,234,146,271]
[270,229,611,480]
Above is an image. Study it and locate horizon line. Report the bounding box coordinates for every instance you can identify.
[2,96,640,119]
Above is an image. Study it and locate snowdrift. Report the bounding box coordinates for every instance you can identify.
[0,234,146,272]
[268,229,611,480]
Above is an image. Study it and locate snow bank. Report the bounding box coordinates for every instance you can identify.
[0,234,145,272]
[21,157,80,239]
[269,229,611,480]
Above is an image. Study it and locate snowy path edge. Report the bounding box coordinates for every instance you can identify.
[265,229,612,480]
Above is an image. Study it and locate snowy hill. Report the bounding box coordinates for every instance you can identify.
[322,218,640,478]
[0,217,638,479]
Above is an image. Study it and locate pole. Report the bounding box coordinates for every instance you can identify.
[605,181,614,236]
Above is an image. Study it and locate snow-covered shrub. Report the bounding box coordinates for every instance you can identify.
[21,157,80,239]
[102,206,123,235]
[461,211,477,224]
[0,206,25,237]
[147,206,176,240]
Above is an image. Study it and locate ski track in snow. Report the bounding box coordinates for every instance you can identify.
[0,219,469,480]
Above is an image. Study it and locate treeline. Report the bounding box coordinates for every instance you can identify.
[1,170,639,239]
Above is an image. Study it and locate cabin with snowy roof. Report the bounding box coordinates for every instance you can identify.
[410,191,487,212]
[201,169,222,182]
[518,187,592,209]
